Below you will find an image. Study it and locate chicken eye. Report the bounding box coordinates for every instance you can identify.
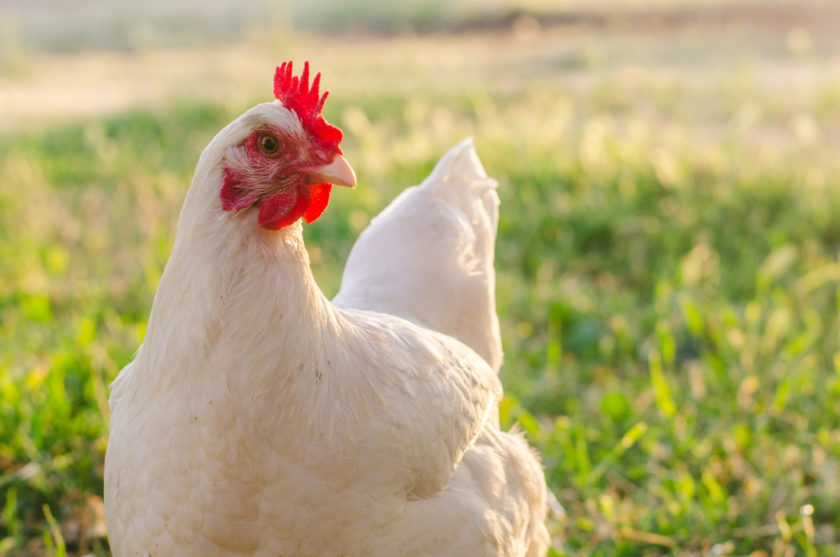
[259,134,280,155]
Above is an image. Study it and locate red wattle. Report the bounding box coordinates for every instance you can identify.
[258,187,309,230]
[303,183,332,224]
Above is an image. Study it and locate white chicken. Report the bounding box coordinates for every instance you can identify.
[105,61,549,557]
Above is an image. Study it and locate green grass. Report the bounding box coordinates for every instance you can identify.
[3,19,840,556]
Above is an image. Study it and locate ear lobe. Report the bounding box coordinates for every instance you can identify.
[220,168,260,211]
[303,183,332,224]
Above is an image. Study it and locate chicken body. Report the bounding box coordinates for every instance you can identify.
[105,101,549,556]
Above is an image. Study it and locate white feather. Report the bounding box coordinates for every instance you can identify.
[334,138,503,371]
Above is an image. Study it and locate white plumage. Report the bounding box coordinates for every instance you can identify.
[105,100,549,556]
[334,138,503,372]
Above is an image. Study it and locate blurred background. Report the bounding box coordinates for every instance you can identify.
[2,0,840,555]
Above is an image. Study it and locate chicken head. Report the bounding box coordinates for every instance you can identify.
[219,61,356,230]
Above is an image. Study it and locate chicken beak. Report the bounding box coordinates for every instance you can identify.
[304,155,357,188]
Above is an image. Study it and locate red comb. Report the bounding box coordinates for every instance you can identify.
[274,61,343,155]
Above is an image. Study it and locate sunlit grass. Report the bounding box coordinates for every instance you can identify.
[2,13,840,556]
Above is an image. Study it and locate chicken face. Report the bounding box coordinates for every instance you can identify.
[220,61,356,230]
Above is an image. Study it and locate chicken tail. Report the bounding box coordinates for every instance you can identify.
[334,138,503,371]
